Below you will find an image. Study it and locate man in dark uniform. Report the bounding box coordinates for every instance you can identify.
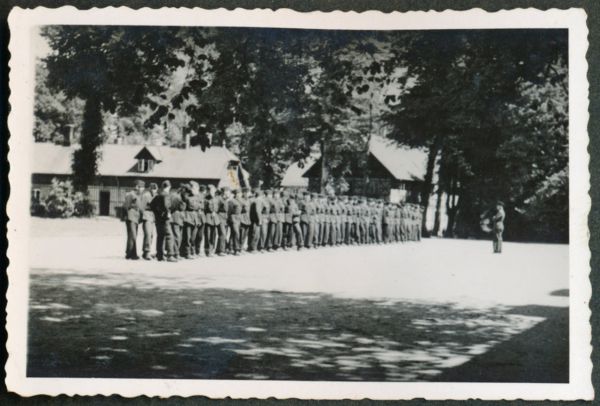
[194,184,206,257]
[181,183,198,259]
[141,182,158,260]
[216,187,229,256]
[239,187,252,253]
[227,188,242,255]
[203,184,219,257]
[170,185,185,260]
[300,191,314,249]
[492,201,506,253]
[266,189,279,251]
[151,180,176,262]
[123,179,145,259]
[250,188,264,253]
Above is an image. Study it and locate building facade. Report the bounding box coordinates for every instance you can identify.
[31,142,249,217]
[291,137,428,203]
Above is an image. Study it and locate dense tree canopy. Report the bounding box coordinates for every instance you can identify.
[36,26,569,241]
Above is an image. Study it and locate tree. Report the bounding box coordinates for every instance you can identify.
[42,26,188,191]
[383,29,568,239]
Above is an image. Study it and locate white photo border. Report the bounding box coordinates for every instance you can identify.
[6,6,592,400]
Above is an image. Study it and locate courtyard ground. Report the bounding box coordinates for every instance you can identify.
[26,217,569,381]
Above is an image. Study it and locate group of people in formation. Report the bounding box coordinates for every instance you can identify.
[123,179,424,262]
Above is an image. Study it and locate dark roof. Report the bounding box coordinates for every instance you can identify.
[293,136,427,182]
[33,143,247,186]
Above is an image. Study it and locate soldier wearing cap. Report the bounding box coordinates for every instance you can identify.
[141,182,158,260]
[271,189,285,250]
[492,200,505,253]
[249,188,265,253]
[194,184,206,256]
[170,184,186,259]
[215,187,229,256]
[227,188,241,255]
[260,189,273,252]
[203,184,219,256]
[123,179,145,260]
[300,191,314,248]
[265,188,278,251]
[239,187,252,252]
[382,200,393,244]
[181,182,199,259]
[150,180,176,262]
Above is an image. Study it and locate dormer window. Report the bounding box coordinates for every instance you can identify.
[134,146,162,173]
[137,158,155,173]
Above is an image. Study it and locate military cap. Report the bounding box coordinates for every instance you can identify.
[149,182,158,190]
[189,180,199,189]
[242,187,250,193]
[207,184,217,191]
[303,191,311,196]
[496,200,505,207]
[221,186,231,192]
[232,188,241,195]
[198,184,207,192]
[134,179,145,187]
[161,180,171,189]
[311,192,319,198]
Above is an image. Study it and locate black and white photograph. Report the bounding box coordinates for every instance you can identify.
[6,7,592,400]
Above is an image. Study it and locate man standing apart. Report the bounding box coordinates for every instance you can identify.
[492,201,506,253]
[123,179,145,259]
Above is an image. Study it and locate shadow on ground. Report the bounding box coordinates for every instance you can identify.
[27,272,567,382]
[434,305,568,382]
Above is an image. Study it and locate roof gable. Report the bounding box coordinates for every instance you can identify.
[299,137,427,181]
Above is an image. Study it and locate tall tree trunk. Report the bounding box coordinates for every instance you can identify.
[420,135,441,236]
[72,97,102,193]
[432,184,444,236]
[445,177,460,237]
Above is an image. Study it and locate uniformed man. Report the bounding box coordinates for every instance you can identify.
[272,190,285,250]
[203,184,219,257]
[359,197,369,244]
[216,187,229,256]
[239,187,252,253]
[299,191,314,249]
[492,201,505,253]
[194,184,206,257]
[141,182,158,260]
[382,201,393,244]
[123,179,145,260]
[261,189,272,252]
[227,188,242,255]
[249,188,264,253]
[181,183,198,259]
[150,180,176,262]
[170,185,185,259]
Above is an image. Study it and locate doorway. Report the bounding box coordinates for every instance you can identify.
[99,191,110,216]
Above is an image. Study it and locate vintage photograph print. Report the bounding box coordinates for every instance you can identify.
[6,7,592,400]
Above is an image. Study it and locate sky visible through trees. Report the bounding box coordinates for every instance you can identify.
[34,26,568,242]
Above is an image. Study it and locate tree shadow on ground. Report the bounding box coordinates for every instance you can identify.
[27,273,566,382]
[434,305,568,383]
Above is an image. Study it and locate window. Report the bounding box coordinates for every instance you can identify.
[137,159,155,172]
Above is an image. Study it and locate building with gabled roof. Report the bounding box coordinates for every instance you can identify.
[289,136,428,202]
[31,142,249,216]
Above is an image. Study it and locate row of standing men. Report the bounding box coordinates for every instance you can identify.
[124,179,423,262]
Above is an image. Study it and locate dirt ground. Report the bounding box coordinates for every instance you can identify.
[26,217,569,381]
